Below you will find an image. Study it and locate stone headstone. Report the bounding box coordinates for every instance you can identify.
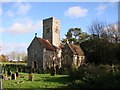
[18,67,21,72]
[7,69,11,76]
[7,76,11,80]
[22,67,26,73]
[29,73,33,81]
[2,75,3,79]
[50,67,56,76]
[32,68,35,73]
[4,68,6,74]
[16,72,19,77]
[3,75,8,80]
[11,74,16,80]
[0,81,2,90]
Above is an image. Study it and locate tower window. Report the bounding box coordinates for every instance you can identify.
[55,26,58,33]
[46,27,50,33]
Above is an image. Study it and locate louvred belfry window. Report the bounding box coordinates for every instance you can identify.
[46,27,50,33]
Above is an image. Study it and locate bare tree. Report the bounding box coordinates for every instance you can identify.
[6,51,27,62]
[104,23,120,43]
[89,19,106,38]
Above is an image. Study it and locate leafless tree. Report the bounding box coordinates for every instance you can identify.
[89,19,106,38]
[105,23,120,43]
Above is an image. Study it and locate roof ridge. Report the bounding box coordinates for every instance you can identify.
[37,37,56,51]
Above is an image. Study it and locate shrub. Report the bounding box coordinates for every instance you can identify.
[50,67,56,76]
[65,64,120,88]
[35,68,41,74]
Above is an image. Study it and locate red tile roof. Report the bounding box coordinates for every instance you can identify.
[69,44,84,56]
[60,43,84,56]
[37,37,56,51]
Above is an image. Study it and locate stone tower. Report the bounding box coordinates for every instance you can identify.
[43,17,60,47]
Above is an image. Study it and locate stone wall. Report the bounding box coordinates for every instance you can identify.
[52,18,60,47]
[43,17,60,47]
[43,18,53,43]
[27,37,44,69]
[61,43,85,68]
[43,49,61,69]
[61,43,73,67]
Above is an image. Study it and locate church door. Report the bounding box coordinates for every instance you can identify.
[34,61,37,69]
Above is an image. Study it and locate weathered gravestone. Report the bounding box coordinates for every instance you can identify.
[7,68,11,76]
[22,67,26,73]
[4,68,6,74]
[50,67,56,76]
[11,73,16,80]
[0,81,2,90]
[58,67,63,75]
[16,72,19,77]
[56,65,59,74]
[29,73,33,81]
[28,68,33,81]
[18,67,21,72]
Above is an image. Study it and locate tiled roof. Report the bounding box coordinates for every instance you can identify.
[37,37,56,51]
[60,43,84,56]
[69,44,84,56]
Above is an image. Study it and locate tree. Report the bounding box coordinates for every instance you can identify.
[62,28,89,44]
[89,19,106,38]
[0,54,7,62]
[104,23,120,43]
[81,20,120,64]
[6,51,27,62]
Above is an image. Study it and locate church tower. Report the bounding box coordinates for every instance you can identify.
[43,17,60,47]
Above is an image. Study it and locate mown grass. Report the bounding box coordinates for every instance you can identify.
[2,73,69,89]
[1,62,27,66]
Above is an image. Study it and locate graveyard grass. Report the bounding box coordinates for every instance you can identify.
[2,73,69,88]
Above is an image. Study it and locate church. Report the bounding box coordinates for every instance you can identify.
[27,17,85,70]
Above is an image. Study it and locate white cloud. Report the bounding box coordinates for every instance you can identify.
[64,6,88,18]
[13,2,31,15]
[0,8,2,15]
[3,20,42,34]
[108,0,119,2]
[5,2,31,17]
[1,42,28,54]
[6,10,14,17]
[0,28,4,33]
[96,4,108,15]
[97,5,106,11]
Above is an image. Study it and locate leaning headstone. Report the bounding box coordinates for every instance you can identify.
[7,68,11,76]
[3,75,8,80]
[11,73,16,80]
[7,76,11,80]
[16,72,19,77]
[56,65,59,74]
[22,67,26,73]
[4,68,6,74]
[18,67,21,72]
[32,68,35,73]
[2,75,3,79]
[29,73,33,81]
[0,81,2,90]
[58,67,63,75]
[50,67,56,76]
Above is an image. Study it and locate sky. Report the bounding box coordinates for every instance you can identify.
[0,0,119,55]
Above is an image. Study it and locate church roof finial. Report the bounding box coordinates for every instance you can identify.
[35,33,37,37]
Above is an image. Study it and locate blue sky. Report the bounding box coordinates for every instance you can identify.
[0,1,119,54]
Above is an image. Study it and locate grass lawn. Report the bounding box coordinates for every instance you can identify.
[2,73,69,89]
[1,62,27,66]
